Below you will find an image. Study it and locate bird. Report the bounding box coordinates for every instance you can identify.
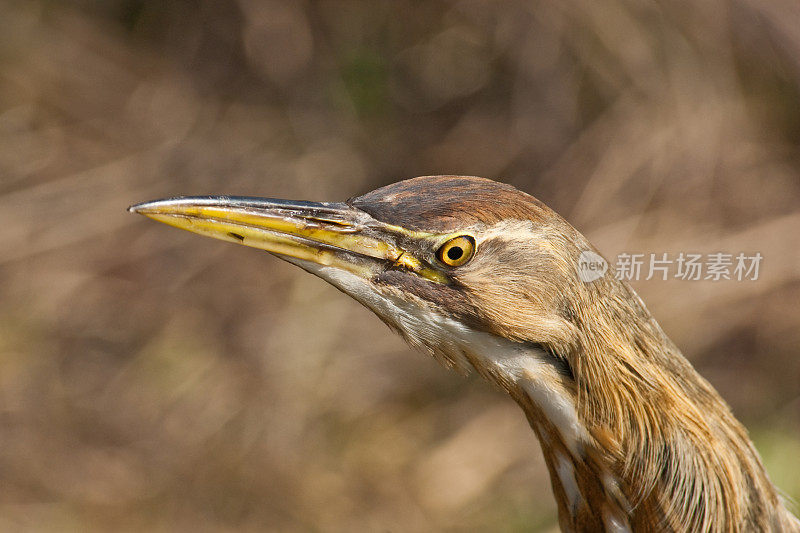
[130,175,799,532]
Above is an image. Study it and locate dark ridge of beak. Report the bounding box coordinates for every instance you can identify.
[128,196,357,223]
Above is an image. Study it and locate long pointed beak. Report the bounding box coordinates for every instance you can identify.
[129,196,446,283]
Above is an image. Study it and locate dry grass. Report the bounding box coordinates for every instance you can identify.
[0,0,798,530]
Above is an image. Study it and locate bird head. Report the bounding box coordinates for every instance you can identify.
[130,176,592,376]
[130,175,796,531]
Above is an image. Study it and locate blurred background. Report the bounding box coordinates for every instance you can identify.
[1,0,799,531]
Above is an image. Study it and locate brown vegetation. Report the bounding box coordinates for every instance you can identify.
[0,1,798,530]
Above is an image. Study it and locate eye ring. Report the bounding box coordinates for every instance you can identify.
[436,235,475,267]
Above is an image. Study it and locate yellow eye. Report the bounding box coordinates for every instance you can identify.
[437,235,475,267]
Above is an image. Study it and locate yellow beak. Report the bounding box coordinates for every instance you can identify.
[129,196,447,283]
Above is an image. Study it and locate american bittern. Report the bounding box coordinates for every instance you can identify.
[131,176,799,532]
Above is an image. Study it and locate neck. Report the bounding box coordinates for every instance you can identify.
[459,280,798,532]
[317,263,798,531]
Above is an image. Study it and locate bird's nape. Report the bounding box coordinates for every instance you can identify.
[131,176,800,533]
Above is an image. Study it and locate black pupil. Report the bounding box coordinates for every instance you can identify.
[447,246,463,261]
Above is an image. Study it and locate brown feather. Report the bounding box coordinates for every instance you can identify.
[351,176,800,532]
